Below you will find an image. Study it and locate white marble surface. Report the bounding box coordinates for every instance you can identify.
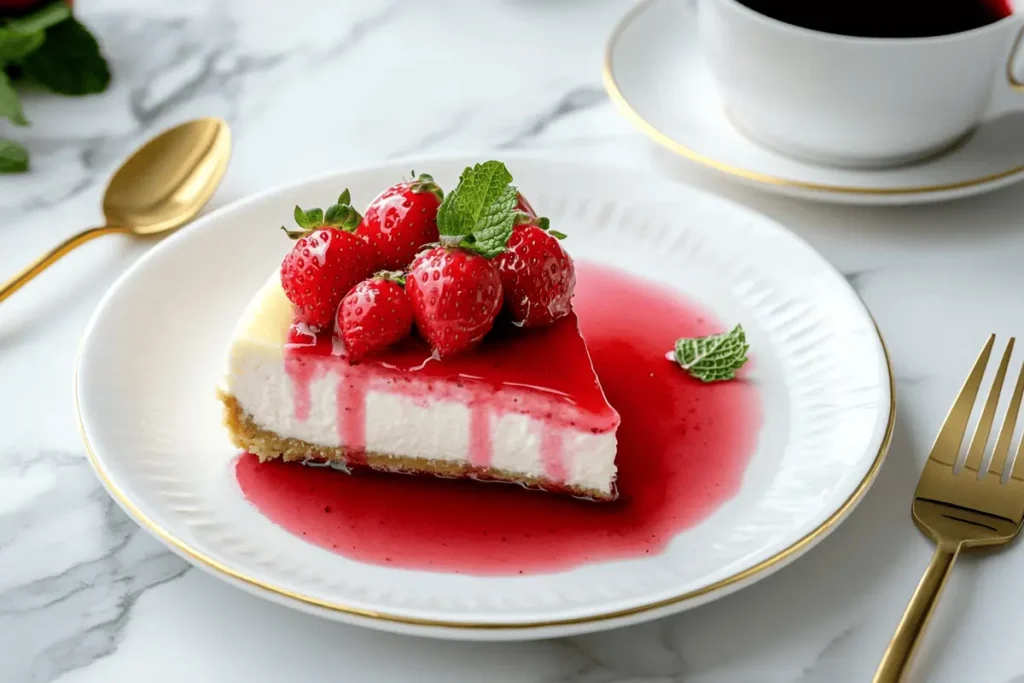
[3,0,1024,681]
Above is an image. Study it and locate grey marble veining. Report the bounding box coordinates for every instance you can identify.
[3,0,1024,681]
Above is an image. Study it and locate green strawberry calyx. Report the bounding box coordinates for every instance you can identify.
[281,188,362,240]
[373,270,406,286]
[513,212,565,239]
[408,171,444,202]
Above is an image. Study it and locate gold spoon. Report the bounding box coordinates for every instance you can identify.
[0,117,231,304]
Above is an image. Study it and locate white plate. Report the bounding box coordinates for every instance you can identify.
[604,0,1024,205]
[76,156,894,640]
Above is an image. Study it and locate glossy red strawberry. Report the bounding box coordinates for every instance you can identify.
[406,246,503,358]
[494,224,575,328]
[337,274,414,363]
[279,193,378,329]
[356,174,443,270]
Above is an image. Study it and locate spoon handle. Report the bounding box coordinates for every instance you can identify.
[0,225,127,305]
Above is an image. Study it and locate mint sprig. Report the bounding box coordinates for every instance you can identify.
[0,1,111,173]
[672,325,749,383]
[5,1,70,33]
[0,70,27,125]
[20,16,110,95]
[0,27,44,62]
[0,138,28,172]
[436,161,519,258]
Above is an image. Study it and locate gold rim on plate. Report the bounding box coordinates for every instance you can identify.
[603,0,1024,197]
[74,323,896,631]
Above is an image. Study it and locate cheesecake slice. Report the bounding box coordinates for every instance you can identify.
[220,274,621,500]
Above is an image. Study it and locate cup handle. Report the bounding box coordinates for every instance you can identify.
[1008,24,1024,90]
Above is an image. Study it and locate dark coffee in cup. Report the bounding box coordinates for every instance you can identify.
[735,0,1013,38]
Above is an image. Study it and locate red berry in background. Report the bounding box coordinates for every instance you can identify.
[279,191,378,329]
[356,174,443,271]
[494,224,575,328]
[515,192,537,219]
[406,246,503,358]
[337,275,414,363]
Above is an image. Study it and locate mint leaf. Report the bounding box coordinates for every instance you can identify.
[0,28,45,62]
[672,325,749,382]
[21,17,110,95]
[437,161,514,238]
[294,205,323,229]
[0,138,28,173]
[5,2,72,34]
[464,184,517,258]
[0,72,27,126]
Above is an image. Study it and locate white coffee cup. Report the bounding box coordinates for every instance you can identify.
[697,0,1024,168]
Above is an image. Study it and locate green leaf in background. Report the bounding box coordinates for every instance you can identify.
[0,138,29,173]
[0,28,45,62]
[21,17,110,95]
[0,71,27,125]
[5,1,72,34]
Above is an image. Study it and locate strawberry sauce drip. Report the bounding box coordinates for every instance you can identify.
[540,427,567,482]
[336,368,368,464]
[468,403,493,467]
[239,262,762,575]
[283,312,618,433]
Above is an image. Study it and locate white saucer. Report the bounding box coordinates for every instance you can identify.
[77,155,892,640]
[604,0,1024,205]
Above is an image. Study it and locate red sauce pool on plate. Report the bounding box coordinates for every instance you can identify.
[235,262,762,575]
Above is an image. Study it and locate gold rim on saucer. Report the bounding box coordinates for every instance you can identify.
[74,320,895,631]
[603,0,1024,197]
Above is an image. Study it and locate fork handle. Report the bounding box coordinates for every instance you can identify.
[873,542,961,682]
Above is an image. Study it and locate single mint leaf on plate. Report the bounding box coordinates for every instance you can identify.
[0,72,28,126]
[672,325,749,383]
[0,138,29,173]
[21,17,111,96]
[437,161,514,238]
[5,1,72,34]
[0,28,45,62]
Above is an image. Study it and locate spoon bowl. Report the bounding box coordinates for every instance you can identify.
[1,117,231,304]
[103,118,231,235]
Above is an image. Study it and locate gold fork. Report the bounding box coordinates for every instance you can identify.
[874,335,1024,682]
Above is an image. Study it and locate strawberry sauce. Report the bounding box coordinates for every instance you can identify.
[281,302,618,469]
[236,262,761,575]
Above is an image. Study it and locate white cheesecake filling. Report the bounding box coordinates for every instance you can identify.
[225,346,617,494]
[221,274,618,495]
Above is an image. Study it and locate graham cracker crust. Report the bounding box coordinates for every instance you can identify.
[220,392,614,501]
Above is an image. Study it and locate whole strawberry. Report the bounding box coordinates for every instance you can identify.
[280,191,378,329]
[406,247,503,358]
[356,173,443,270]
[494,223,575,328]
[337,273,414,363]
